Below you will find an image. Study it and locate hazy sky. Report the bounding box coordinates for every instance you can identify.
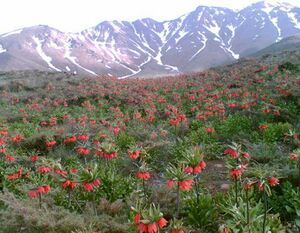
[0,0,299,34]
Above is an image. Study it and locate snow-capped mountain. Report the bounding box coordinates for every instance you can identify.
[0,1,300,78]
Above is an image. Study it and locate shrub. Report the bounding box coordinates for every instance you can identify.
[262,122,291,143]
[184,194,219,232]
[217,114,253,140]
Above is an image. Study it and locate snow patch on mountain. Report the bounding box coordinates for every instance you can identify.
[270,17,282,41]
[189,33,208,61]
[227,25,239,59]
[32,36,61,71]
[119,56,152,79]
[0,44,6,53]
[261,5,282,42]
[175,30,189,44]
[63,41,97,75]
[1,29,23,38]
[204,21,221,37]
[288,12,300,29]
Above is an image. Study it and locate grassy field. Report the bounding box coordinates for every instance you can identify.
[0,59,300,232]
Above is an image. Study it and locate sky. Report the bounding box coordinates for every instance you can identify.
[0,0,300,34]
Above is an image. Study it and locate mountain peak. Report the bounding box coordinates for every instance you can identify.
[252,1,294,9]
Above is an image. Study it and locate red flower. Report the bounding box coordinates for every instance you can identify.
[171,230,185,233]
[96,150,118,160]
[137,223,147,233]
[11,135,23,143]
[62,180,77,189]
[179,179,193,191]
[268,177,279,187]
[69,169,79,173]
[37,167,51,173]
[243,180,257,190]
[156,217,168,229]
[0,131,8,136]
[259,124,268,130]
[6,168,23,181]
[184,166,193,174]
[134,213,141,225]
[92,179,101,187]
[46,140,56,147]
[205,127,215,134]
[289,153,298,161]
[77,147,90,156]
[167,179,175,188]
[258,181,264,192]
[193,165,202,174]
[0,147,7,153]
[5,154,15,161]
[113,127,120,135]
[199,160,206,169]
[83,182,93,191]
[55,169,68,175]
[128,150,141,160]
[229,168,242,179]
[136,171,151,180]
[77,134,89,141]
[30,155,39,161]
[37,185,51,194]
[169,118,179,125]
[64,136,77,144]
[224,148,238,158]
[227,103,237,108]
[147,223,158,233]
[62,180,71,189]
[242,152,251,159]
[28,190,39,198]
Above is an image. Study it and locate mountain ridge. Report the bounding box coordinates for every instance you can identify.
[0,1,300,78]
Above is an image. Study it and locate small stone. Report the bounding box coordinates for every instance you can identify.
[220,183,230,190]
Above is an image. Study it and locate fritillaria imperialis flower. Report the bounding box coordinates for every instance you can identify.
[259,124,268,130]
[128,150,141,160]
[76,147,90,156]
[289,153,298,161]
[171,229,185,233]
[77,134,89,141]
[37,167,51,173]
[224,148,238,159]
[64,135,77,144]
[156,217,168,228]
[178,179,193,191]
[268,176,279,187]
[229,168,243,179]
[136,171,151,180]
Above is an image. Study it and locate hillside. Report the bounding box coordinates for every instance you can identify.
[253,34,300,56]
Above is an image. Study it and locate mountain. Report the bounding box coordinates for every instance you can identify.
[0,1,300,78]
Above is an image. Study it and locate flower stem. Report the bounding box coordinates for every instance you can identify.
[175,182,180,218]
[142,179,147,204]
[298,164,300,191]
[38,193,42,209]
[235,178,238,207]
[93,192,97,216]
[246,188,250,233]
[262,191,267,233]
[195,176,200,204]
